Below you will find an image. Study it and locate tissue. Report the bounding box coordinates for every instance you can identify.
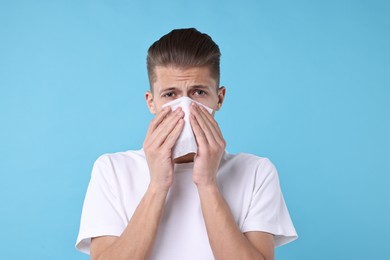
[162,97,213,159]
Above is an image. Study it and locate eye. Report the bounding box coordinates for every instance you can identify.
[162,92,175,98]
[193,90,206,96]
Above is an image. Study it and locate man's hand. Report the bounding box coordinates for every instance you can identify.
[189,102,272,260]
[143,106,184,191]
[190,102,226,187]
[91,107,185,260]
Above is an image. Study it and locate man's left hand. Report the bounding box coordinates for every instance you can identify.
[190,102,226,187]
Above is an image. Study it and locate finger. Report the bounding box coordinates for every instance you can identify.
[151,107,184,138]
[197,104,224,140]
[146,106,171,137]
[161,118,185,150]
[150,108,184,146]
[191,103,218,144]
[190,111,209,146]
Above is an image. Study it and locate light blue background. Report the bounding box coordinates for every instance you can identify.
[1,0,389,259]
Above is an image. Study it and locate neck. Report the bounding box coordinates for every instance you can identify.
[174,153,195,164]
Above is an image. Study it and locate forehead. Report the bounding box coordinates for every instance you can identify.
[152,66,217,91]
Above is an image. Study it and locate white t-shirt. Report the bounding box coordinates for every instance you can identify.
[76,149,297,258]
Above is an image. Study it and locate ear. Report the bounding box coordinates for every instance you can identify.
[216,86,226,111]
[145,91,157,115]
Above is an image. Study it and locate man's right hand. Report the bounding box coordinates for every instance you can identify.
[143,106,184,191]
[91,107,184,260]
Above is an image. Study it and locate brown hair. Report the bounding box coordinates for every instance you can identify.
[147,28,221,90]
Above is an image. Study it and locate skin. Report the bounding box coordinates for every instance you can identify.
[90,66,274,260]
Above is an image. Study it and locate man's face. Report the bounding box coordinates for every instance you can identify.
[146,66,225,115]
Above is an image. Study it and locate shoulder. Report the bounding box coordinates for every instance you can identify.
[219,152,279,185]
[221,152,276,173]
[94,149,146,167]
[90,149,147,181]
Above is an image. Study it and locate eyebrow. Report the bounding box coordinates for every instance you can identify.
[191,85,211,90]
[158,85,212,94]
[159,87,176,94]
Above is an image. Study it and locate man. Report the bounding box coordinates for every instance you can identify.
[76,28,297,260]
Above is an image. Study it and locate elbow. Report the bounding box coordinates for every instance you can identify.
[91,251,107,260]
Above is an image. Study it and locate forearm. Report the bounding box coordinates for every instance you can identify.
[197,184,265,260]
[97,185,168,260]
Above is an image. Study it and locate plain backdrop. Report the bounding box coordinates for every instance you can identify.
[0,0,389,259]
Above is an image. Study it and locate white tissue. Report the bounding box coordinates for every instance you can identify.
[162,97,213,159]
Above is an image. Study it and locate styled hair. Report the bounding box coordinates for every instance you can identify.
[147,28,221,90]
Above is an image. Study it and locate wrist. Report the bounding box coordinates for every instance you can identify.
[147,183,171,196]
[193,171,217,187]
[195,179,219,192]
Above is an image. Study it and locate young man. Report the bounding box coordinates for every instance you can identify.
[76,28,297,260]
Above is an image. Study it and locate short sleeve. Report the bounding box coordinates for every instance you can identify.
[242,158,298,247]
[75,156,127,254]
